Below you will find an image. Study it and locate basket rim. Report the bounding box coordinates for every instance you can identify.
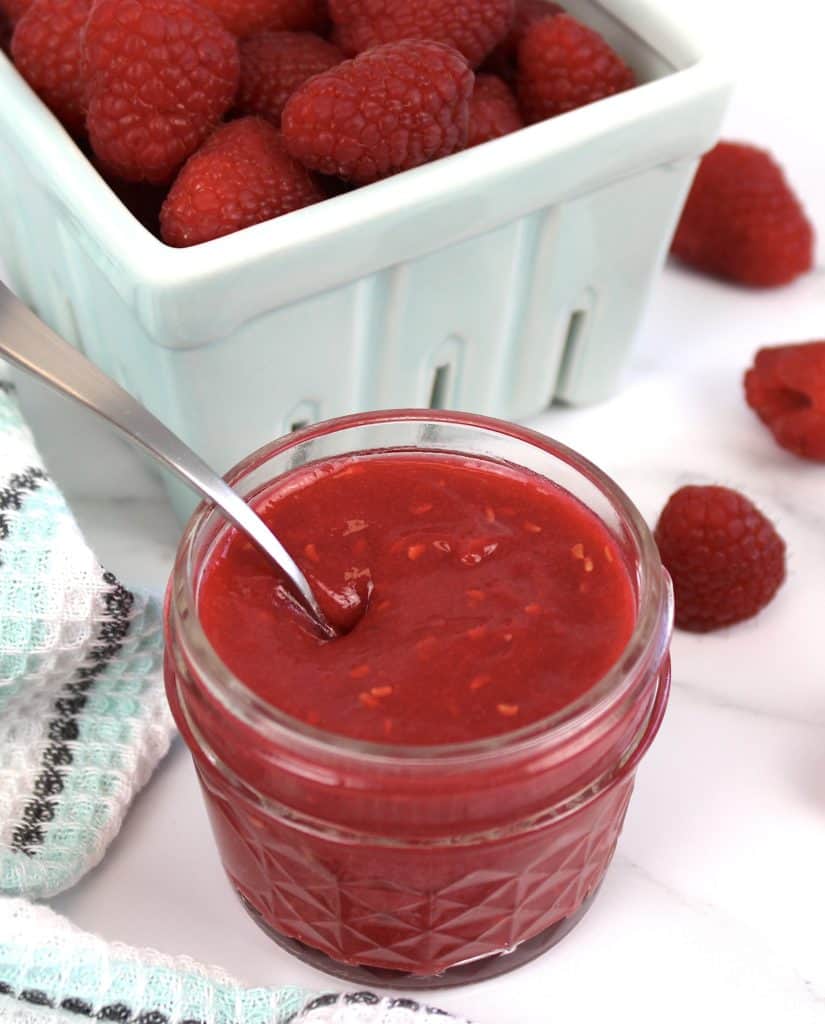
[0,0,731,296]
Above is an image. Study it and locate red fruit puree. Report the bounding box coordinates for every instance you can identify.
[198,452,636,745]
[166,423,671,984]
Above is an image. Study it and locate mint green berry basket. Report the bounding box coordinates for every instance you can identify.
[0,0,731,520]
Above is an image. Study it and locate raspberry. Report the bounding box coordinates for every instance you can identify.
[328,0,514,68]
[237,31,342,125]
[483,0,563,82]
[744,342,825,462]
[1,9,13,48]
[195,0,327,39]
[491,0,562,62]
[671,142,814,288]
[84,0,239,184]
[467,73,522,147]
[11,0,90,135]
[517,13,634,122]
[654,485,786,633]
[160,116,324,246]
[282,40,473,184]
[0,0,30,24]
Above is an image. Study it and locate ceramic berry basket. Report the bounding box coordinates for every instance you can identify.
[0,0,730,520]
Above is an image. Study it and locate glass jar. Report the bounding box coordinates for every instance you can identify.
[164,411,672,987]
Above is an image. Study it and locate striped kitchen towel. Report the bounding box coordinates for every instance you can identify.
[0,376,173,900]
[0,899,468,1024]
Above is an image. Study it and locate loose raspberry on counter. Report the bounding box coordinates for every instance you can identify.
[282,39,473,184]
[160,116,324,246]
[671,142,814,287]
[84,0,239,184]
[467,73,523,147]
[744,342,825,462]
[328,0,514,68]
[654,485,786,633]
[517,13,634,122]
[237,31,342,125]
[11,0,90,135]
[195,0,327,39]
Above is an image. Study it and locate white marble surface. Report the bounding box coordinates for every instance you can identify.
[3,0,825,1020]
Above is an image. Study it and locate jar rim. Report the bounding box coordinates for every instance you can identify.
[169,409,673,765]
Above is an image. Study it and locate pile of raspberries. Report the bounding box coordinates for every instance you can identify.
[2,0,637,245]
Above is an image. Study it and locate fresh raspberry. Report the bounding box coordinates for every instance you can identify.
[517,13,634,122]
[0,0,30,25]
[491,0,562,62]
[654,485,786,633]
[1,23,8,50]
[328,0,514,68]
[744,342,825,462]
[84,0,239,184]
[467,73,522,147]
[160,116,324,246]
[483,0,562,82]
[237,31,342,125]
[194,0,327,39]
[671,142,814,288]
[282,40,473,184]
[11,0,90,135]
[1,7,14,49]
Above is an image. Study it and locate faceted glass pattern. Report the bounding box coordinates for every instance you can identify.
[196,757,635,977]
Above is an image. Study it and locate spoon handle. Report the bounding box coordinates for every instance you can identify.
[0,282,331,633]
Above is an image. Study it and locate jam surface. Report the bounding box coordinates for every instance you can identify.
[198,451,636,745]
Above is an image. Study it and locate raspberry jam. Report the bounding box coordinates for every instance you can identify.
[198,451,637,744]
[165,412,673,986]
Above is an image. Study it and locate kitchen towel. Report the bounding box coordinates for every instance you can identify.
[0,899,467,1024]
[0,376,173,900]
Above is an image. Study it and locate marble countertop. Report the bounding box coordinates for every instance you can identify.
[4,1,824,1020]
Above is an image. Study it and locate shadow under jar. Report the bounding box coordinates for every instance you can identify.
[164,411,673,987]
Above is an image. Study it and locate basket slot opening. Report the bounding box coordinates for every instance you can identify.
[552,309,588,405]
[429,363,452,409]
[285,400,319,433]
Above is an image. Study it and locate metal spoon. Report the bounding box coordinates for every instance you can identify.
[0,281,336,638]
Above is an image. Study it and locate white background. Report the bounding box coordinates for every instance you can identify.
[4,0,825,1021]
